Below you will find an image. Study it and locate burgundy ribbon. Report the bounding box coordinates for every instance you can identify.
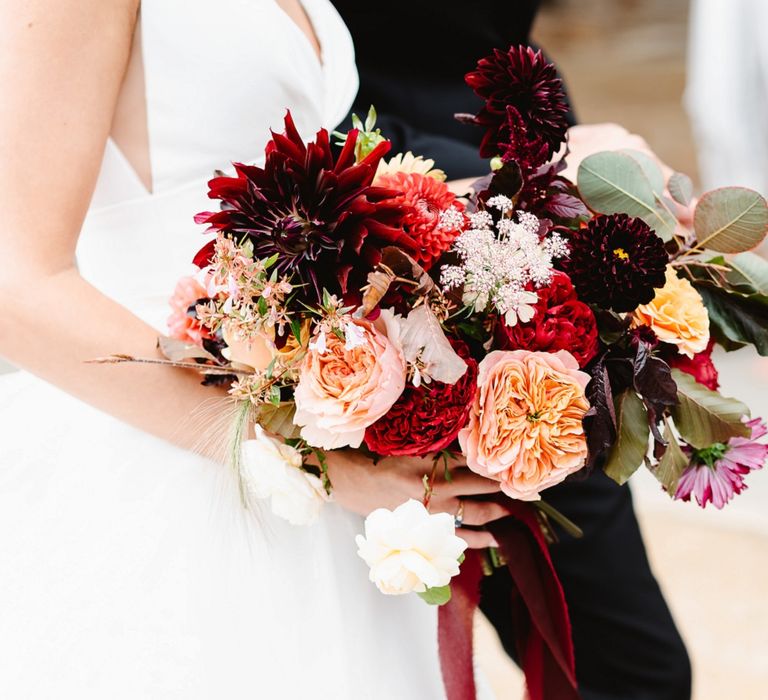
[438,501,580,700]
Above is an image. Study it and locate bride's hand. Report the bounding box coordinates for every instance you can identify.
[325,450,509,549]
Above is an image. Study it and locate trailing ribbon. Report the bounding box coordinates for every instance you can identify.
[438,500,580,700]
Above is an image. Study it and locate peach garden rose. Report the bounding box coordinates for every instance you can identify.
[631,267,710,359]
[459,349,590,500]
[293,310,406,450]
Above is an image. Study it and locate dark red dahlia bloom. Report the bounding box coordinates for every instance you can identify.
[465,45,570,168]
[561,214,668,313]
[665,338,719,391]
[364,341,478,457]
[495,271,599,367]
[194,112,417,304]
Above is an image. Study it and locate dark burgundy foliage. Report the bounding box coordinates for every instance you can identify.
[464,45,570,169]
[583,357,616,468]
[560,213,668,312]
[632,341,678,442]
[194,112,416,304]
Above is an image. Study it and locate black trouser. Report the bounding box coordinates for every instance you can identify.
[480,469,692,700]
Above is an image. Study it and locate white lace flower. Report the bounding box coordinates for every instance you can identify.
[437,205,467,232]
[468,210,494,230]
[439,207,566,324]
[485,194,514,213]
[240,426,328,525]
[356,500,467,595]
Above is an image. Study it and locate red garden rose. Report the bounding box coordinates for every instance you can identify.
[364,341,478,457]
[495,271,599,368]
[666,338,719,391]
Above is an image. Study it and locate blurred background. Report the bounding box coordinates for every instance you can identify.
[476,1,768,698]
[2,0,767,698]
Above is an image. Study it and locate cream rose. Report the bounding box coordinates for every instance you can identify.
[459,350,590,501]
[240,426,328,525]
[631,267,710,358]
[355,499,467,595]
[293,310,406,449]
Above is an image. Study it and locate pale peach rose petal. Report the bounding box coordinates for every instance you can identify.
[294,310,407,449]
[459,350,590,500]
[631,267,710,358]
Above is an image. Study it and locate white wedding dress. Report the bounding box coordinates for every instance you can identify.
[0,2,474,698]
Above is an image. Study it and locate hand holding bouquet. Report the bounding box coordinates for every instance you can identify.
[99,44,768,700]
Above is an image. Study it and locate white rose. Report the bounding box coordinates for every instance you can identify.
[240,426,328,525]
[355,499,468,595]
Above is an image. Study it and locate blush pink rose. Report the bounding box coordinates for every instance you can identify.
[167,275,210,345]
[293,311,407,450]
[458,350,590,501]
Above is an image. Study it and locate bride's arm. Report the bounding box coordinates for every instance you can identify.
[0,2,504,544]
[0,0,228,452]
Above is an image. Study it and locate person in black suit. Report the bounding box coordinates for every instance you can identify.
[333,2,692,698]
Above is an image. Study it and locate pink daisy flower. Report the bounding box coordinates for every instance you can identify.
[674,417,768,509]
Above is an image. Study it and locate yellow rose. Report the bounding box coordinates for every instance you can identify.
[631,267,710,358]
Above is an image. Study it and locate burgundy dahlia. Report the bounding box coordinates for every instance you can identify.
[195,112,416,305]
[465,45,570,168]
[495,271,599,368]
[561,214,668,313]
[364,341,478,457]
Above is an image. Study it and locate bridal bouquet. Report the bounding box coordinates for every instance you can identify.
[105,44,768,700]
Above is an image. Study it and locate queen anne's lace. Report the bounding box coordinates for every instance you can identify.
[440,207,568,326]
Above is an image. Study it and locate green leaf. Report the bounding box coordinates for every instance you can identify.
[577,151,676,240]
[670,369,750,448]
[668,172,694,207]
[619,149,665,195]
[726,252,768,296]
[364,105,378,132]
[290,317,304,344]
[653,421,689,495]
[693,187,768,253]
[695,282,768,355]
[604,390,650,485]
[257,402,302,440]
[417,584,452,606]
[263,253,280,270]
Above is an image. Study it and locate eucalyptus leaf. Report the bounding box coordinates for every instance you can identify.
[726,252,768,296]
[257,402,302,440]
[417,584,452,606]
[695,282,768,355]
[670,369,750,448]
[577,151,677,240]
[604,390,649,485]
[693,187,768,253]
[619,149,665,195]
[668,172,694,207]
[653,421,689,495]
